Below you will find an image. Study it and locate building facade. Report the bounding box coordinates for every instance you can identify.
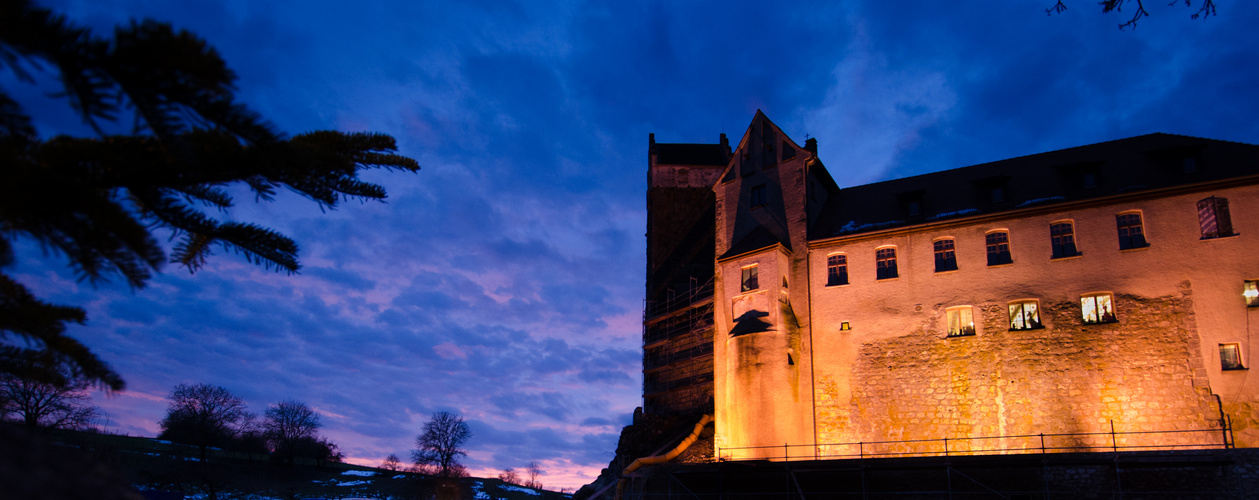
[649,112,1259,461]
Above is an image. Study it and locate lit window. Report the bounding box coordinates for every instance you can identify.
[1244,281,1259,307]
[1009,300,1041,330]
[741,265,758,292]
[750,185,767,207]
[1081,293,1117,324]
[986,231,1012,266]
[947,306,975,337]
[1197,197,1235,239]
[934,239,958,272]
[1116,212,1148,250]
[1220,343,1245,371]
[876,247,898,280]
[1050,222,1080,259]
[826,254,848,286]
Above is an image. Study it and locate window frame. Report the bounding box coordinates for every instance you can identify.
[1116,211,1149,250]
[826,253,849,287]
[1197,196,1235,240]
[1080,292,1117,325]
[1050,220,1081,259]
[986,230,1013,266]
[933,238,958,273]
[1008,300,1042,331]
[1220,343,1246,371]
[1245,281,1259,307]
[875,247,898,280]
[749,184,767,208]
[946,306,976,338]
[740,265,759,292]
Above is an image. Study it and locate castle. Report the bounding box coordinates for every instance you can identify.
[645,111,1259,461]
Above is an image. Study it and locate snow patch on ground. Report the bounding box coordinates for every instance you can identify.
[336,480,371,486]
[471,481,491,499]
[341,470,377,476]
[499,484,541,495]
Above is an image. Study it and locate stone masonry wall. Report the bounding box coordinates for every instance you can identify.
[815,286,1224,456]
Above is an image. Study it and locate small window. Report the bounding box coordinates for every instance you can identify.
[1220,343,1245,371]
[1082,171,1097,189]
[1182,157,1198,174]
[991,186,1006,203]
[1009,300,1042,330]
[934,239,957,272]
[1050,222,1080,259]
[750,185,767,208]
[781,141,796,162]
[826,254,848,286]
[741,265,759,292]
[907,200,921,217]
[1197,197,1235,239]
[1116,212,1148,250]
[1081,293,1117,324]
[1244,281,1259,307]
[876,247,898,280]
[946,306,975,337]
[986,231,1013,266]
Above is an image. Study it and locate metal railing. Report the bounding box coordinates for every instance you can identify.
[718,419,1233,462]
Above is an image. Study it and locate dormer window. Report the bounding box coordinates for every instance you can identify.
[1183,157,1198,173]
[972,176,1010,205]
[898,190,925,218]
[1082,171,1097,189]
[990,186,1006,203]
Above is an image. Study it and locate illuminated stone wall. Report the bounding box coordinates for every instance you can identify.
[817,290,1223,453]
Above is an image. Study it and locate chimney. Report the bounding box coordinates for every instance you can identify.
[805,137,817,155]
[719,133,730,157]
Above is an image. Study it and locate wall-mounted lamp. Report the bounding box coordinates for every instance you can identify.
[1245,281,1259,307]
[839,321,851,331]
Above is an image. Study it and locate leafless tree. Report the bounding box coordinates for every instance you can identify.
[0,371,98,430]
[159,383,248,461]
[381,453,402,471]
[412,411,471,478]
[264,400,321,465]
[498,467,519,484]
[1046,0,1217,29]
[525,460,543,490]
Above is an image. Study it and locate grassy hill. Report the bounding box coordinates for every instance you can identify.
[4,424,567,500]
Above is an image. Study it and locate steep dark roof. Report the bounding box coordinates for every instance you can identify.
[654,142,730,166]
[813,133,1259,239]
[720,225,789,260]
